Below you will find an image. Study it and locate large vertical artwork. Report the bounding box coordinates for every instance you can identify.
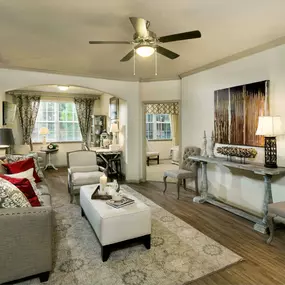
[214,80,269,147]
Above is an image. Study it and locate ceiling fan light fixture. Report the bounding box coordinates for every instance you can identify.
[57,85,69,91]
[135,45,155,57]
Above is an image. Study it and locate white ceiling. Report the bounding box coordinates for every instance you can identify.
[20,85,103,95]
[0,0,285,81]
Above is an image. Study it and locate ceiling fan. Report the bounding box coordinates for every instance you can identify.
[89,17,201,62]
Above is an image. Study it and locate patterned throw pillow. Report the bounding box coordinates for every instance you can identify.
[6,153,44,180]
[0,175,41,207]
[0,177,31,208]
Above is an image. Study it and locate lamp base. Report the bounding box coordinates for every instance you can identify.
[264,163,277,169]
[264,137,278,169]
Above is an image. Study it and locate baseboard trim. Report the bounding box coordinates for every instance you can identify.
[125,179,140,184]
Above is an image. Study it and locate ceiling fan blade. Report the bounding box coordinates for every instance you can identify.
[159,30,201,43]
[120,50,134,62]
[129,17,149,38]
[156,46,179,60]
[89,41,131,44]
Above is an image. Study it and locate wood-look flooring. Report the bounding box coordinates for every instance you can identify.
[46,168,285,285]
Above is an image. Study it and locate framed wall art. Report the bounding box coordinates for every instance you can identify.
[2,101,17,126]
[109,97,119,121]
[214,80,269,147]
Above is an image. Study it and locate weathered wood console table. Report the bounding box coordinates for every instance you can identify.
[188,155,285,234]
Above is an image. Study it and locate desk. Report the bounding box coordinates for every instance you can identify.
[189,155,285,234]
[90,148,122,177]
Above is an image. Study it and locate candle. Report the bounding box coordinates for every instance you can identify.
[100,174,107,185]
[100,174,107,194]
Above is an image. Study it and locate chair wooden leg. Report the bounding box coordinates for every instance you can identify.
[183,179,186,190]
[157,155,160,165]
[194,175,199,196]
[163,176,167,194]
[177,179,181,199]
[267,215,275,244]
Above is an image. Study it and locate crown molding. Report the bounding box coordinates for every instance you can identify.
[6,90,101,99]
[139,76,180,82]
[179,35,285,78]
[0,65,139,82]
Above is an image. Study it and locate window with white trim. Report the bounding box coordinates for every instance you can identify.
[32,101,82,142]
[146,114,172,140]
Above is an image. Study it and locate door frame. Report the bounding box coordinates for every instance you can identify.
[141,100,181,182]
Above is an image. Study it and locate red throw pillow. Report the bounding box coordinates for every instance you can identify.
[0,175,41,207]
[3,158,41,183]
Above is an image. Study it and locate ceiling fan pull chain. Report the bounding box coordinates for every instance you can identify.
[154,48,158,76]
[133,48,136,76]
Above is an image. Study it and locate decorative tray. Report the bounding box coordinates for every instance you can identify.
[91,186,112,200]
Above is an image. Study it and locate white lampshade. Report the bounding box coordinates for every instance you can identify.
[136,46,155,57]
[57,85,69,91]
[110,123,119,133]
[39,127,49,135]
[256,116,284,137]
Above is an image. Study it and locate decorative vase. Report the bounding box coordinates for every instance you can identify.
[209,131,215,158]
[201,130,208,157]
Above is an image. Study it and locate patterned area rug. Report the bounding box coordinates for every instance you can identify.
[17,185,242,285]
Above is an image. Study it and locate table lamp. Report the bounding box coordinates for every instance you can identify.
[0,128,15,154]
[110,123,119,145]
[39,127,49,148]
[256,116,284,168]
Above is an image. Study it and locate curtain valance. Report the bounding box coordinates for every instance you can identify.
[145,102,179,115]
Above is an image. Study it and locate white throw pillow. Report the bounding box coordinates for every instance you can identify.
[5,168,35,183]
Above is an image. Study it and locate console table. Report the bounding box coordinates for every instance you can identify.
[189,155,285,234]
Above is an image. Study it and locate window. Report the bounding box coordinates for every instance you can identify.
[146,114,172,140]
[32,101,82,142]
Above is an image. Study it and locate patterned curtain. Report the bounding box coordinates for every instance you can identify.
[74,97,95,148]
[15,95,41,150]
[170,114,179,146]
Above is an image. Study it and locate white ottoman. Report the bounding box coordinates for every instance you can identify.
[80,184,151,261]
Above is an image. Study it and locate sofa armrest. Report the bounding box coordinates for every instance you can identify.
[0,206,53,284]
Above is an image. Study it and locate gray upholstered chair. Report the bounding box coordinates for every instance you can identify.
[163,146,201,199]
[67,150,105,203]
[267,201,285,244]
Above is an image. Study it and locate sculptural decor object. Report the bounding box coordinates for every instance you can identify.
[214,80,269,147]
[217,146,257,164]
[201,130,208,157]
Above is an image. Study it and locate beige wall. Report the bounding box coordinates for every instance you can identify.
[182,44,285,216]
[0,69,140,181]
[140,80,181,102]
[147,140,173,160]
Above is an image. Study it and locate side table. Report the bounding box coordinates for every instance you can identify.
[41,149,58,170]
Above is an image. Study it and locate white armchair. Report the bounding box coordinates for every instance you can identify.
[67,150,105,203]
[146,139,160,166]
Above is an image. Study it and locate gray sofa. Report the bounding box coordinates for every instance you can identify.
[0,161,53,284]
